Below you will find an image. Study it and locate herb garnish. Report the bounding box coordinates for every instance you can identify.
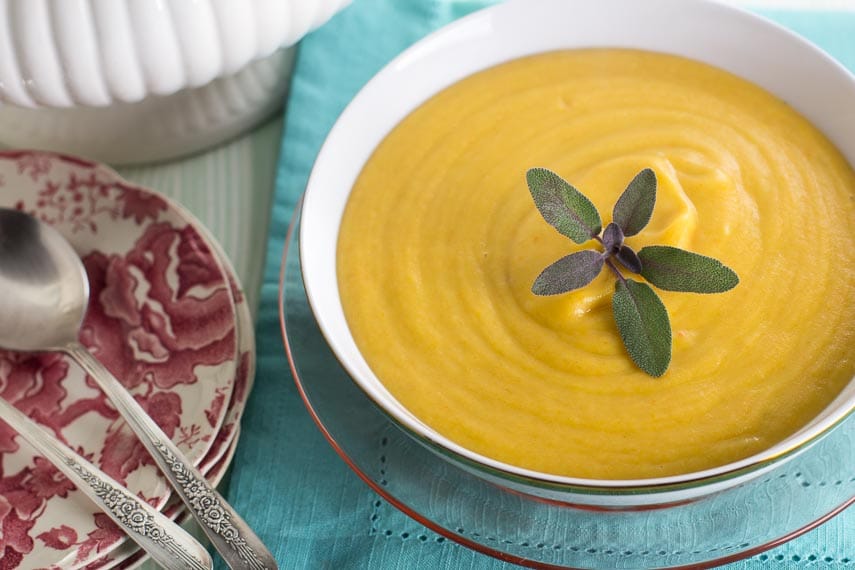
[526,168,739,377]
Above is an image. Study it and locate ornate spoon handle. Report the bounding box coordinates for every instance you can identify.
[0,396,212,570]
[67,343,277,570]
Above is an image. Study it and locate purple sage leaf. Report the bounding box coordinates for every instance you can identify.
[638,245,739,293]
[616,245,642,274]
[612,279,672,377]
[601,222,624,254]
[526,168,602,244]
[613,168,657,237]
[532,250,605,296]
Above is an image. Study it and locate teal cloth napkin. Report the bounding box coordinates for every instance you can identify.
[223,2,854,568]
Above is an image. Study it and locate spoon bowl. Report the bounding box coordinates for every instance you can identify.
[0,208,88,351]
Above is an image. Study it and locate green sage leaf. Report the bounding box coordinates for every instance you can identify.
[526,168,602,244]
[615,245,642,274]
[638,245,739,293]
[532,250,604,296]
[613,168,657,237]
[612,279,672,377]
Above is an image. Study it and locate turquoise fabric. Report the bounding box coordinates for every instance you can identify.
[223,2,854,568]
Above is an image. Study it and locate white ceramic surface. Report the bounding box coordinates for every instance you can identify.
[0,49,296,164]
[0,0,350,108]
[299,0,855,507]
[0,0,351,163]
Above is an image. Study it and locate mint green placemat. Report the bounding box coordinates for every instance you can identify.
[223,2,854,568]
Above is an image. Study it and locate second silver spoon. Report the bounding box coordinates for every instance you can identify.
[0,396,212,570]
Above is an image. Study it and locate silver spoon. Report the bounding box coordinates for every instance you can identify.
[0,396,212,570]
[0,208,277,570]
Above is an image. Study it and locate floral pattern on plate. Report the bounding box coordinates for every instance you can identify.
[193,225,256,474]
[0,151,238,570]
[92,221,258,569]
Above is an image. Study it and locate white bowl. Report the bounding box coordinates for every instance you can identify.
[300,0,855,507]
[0,0,351,163]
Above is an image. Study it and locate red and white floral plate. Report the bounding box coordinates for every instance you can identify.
[94,245,255,570]
[99,195,258,570]
[0,151,254,570]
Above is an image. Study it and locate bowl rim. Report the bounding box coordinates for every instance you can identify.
[300,0,855,494]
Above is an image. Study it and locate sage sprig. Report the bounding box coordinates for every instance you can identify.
[526,168,739,377]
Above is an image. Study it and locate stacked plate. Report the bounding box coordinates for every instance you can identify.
[0,150,255,569]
